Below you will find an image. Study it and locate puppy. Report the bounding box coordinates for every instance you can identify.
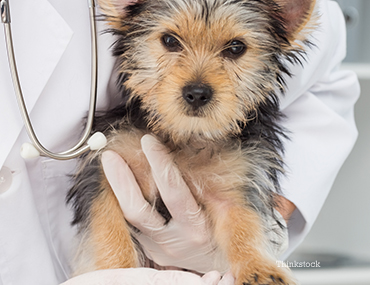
[67,0,316,284]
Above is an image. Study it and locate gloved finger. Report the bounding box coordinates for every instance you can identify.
[101,151,165,234]
[141,135,201,224]
[218,272,235,285]
[201,271,222,285]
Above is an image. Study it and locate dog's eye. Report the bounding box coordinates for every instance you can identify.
[222,40,247,59]
[161,34,182,52]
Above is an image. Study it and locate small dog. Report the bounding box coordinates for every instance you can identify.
[67,0,316,284]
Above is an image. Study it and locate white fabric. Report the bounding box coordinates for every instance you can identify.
[278,0,359,259]
[60,269,235,285]
[0,0,116,284]
[0,0,359,284]
[0,0,72,167]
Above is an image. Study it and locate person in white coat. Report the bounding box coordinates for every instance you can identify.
[0,0,359,284]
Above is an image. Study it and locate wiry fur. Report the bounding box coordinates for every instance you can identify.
[67,0,316,284]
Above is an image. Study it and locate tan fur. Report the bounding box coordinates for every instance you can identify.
[98,1,122,29]
[98,0,142,29]
[210,204,294,284]
[107,128,156,201]
[90,179,140,270]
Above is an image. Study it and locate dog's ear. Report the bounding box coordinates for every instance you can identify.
[275,0,316,42]
[97,0,144,28]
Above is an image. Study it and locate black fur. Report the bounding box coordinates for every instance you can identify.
[67,157,102,227]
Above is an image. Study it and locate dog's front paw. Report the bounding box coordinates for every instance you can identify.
[235,262,296,285]
[240,275,289,285]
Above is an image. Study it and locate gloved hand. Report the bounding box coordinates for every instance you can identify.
[101,135,228,273]
[101,134,289,274]
[60,269,235,285]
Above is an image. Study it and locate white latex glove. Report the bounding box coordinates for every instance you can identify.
[60,269,235,285]
[101,135,228,273]
[101,134,289,273]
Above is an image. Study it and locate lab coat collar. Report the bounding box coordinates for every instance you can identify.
[0,0,73,168]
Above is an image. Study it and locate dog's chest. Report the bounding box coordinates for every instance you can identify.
[106,127,251,207]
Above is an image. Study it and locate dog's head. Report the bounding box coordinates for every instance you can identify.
[99,0,316,143]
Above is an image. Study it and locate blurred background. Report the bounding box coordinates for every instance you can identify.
[291,0,370,284]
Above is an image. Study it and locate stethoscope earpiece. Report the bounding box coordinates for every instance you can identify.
[20,143,41,159]
[87,132,108,151]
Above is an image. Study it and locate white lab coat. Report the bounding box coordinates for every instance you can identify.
[0,0,359,284]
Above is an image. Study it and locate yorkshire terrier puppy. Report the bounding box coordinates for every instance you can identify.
[67,0,316,284]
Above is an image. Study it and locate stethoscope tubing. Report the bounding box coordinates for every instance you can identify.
[1,0,105,160]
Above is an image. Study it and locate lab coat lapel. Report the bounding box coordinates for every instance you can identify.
[0,0,73,167]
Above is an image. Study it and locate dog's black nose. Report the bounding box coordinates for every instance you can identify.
[182,83,213,109]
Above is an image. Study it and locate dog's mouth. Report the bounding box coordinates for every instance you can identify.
[184,107,208,118]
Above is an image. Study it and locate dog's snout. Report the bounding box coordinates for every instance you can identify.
[182,83,213,109]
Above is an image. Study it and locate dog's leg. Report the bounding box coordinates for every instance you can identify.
[74,179,140,275]
[210,203,295,285]
[92,183,140,269]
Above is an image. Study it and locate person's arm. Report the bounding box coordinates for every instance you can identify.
[277,0,359,258]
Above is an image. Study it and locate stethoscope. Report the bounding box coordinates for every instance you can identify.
[0,0,107,160]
